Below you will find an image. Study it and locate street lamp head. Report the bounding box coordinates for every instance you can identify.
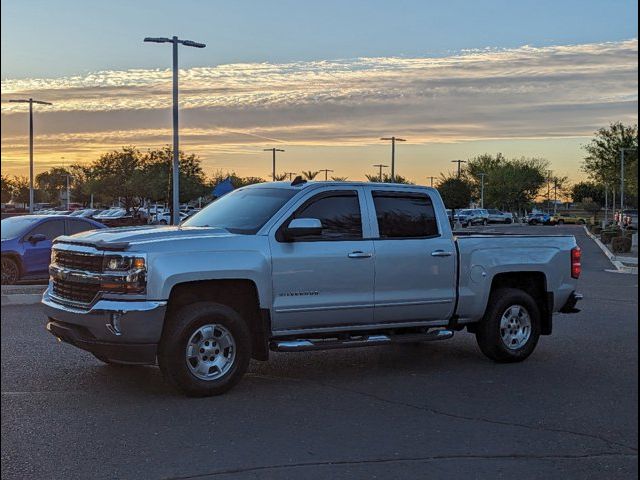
[8,99,52,105]
[144,37,172,43]
[180,40,206,48]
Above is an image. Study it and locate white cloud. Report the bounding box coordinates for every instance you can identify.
[1,38,637,153]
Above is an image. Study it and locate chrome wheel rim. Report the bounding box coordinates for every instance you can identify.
[1,258,19,284]
[185,324,236,381]
[499,305,531,350]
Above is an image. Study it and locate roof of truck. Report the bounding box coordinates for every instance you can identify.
[247,180,434,190]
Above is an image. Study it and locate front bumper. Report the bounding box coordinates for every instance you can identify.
[42,287,167,364]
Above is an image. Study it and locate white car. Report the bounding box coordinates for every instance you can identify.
[153,211,189,225]
[454,208,489,227]
[487,209,514,224]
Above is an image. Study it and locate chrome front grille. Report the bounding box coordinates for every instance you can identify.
[52,278,101,305]
[54,250,104,273]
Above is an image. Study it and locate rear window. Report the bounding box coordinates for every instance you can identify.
[372,192,438,239]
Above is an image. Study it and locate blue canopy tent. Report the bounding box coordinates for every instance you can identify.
[212,178,234,198]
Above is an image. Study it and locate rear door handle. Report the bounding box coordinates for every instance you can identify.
[431,250,453,257]
[348,251,373,259]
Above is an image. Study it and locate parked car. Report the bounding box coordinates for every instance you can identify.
[487,209,514,224]
[69,208,104,219]
[552,213,588,225]
[527,213,553,225]
[1,215,106,284]
[94,208,144,227]
[453,208,489,227]
[622,209,638,230]
[43,181,582,396]
[152,211,189,225]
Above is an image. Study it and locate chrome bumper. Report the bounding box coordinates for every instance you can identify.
[42,287,167,343]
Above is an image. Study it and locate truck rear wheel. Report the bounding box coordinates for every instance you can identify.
[158,302,251,396]
[475,288,540,363]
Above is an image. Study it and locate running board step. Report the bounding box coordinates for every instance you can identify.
[270,329,454,352]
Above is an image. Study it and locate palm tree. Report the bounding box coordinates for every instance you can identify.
[330,176,348,181]
[273,173,288,181]
[301,170,319,180]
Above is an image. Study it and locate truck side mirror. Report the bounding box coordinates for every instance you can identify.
[283,218,323,241]
[27,233,47,244]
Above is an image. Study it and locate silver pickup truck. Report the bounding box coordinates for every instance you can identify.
[43,180,583,396]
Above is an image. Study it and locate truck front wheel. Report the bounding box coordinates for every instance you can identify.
[475,288,541,363]
[158,302,251,396]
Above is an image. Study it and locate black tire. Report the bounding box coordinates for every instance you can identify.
[505,218,513,224]
[158,302,251,397]
[159,219,168,225]
[475,288,541,363]
[578,219,585,225]
[1,256,20,285]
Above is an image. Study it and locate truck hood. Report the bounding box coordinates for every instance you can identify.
[54,225,236,251]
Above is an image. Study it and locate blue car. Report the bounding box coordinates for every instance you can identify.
[526,213,553,225]
[1,215,106,284]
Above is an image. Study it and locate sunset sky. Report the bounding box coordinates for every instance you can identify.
[1,0,638,183]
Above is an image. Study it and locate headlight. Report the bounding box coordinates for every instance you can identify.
[101,254,146,294]
[103,255,145,272]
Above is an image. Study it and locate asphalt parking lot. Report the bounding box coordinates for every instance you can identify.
[1,225,637,479]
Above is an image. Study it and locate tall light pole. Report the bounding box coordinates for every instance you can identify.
[372,164,388,182]
[427,176,436,187]
[380,137,405,182]
[478,173,486,208]
[620,147,637,220]
[451,159,467,178]
[264,148,285,181]
[8,98,52,213]
[144,36,206,225]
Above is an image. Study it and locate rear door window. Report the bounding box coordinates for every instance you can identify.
[372,192,438,239]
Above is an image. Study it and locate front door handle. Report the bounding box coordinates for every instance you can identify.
[348,251,373,259]
[431,250,453,257]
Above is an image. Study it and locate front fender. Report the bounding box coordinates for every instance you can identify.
[146,250,272,308]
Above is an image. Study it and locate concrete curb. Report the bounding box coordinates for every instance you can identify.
[1,294,43,306]
[583,226,638,275]
[1,285,46,306]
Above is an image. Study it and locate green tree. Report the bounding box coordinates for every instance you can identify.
[582,122,638,199]
[141,146,208,204]
[466,153,548,212]
[9,176,30,205]
[1,175,12,203]
[365,173,412,184]
[273,173,288,181]
[36,167,70,204]
[436,174,472,209]
[301,170,319,180]
[580,197,601,219]
[88,146,146,212]
[571,182,605,205]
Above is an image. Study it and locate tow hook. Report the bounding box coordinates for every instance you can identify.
[106,312,123,336]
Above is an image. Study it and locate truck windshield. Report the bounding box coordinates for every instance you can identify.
[183,188,297,234]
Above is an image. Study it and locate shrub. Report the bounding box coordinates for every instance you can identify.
[611,236,632,253]
[601,231,616,244]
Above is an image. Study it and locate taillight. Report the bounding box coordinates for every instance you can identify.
[571,247,581,279]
